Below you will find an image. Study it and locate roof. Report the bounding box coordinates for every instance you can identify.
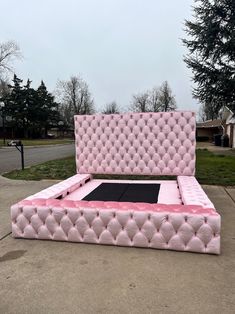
[222,106,234,120]
[224,106,235,114]
[196,119,222,128]
[227,115,235,124]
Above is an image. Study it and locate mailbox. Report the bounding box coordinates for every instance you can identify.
[7,140,22,146]
[7,140,24,170]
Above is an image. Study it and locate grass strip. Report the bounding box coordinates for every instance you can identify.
[3,149,235,186]
[0,139,74,147]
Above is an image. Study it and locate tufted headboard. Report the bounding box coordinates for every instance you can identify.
[74,111,196,176]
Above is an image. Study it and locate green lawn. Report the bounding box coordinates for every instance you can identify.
[196,149,235,185]
[3,156,76,181]
[3,149,235,186]
[0,139,74,147]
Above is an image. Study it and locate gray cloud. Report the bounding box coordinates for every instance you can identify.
[0,0,199,112]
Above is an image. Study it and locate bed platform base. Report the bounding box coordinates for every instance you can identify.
[11,174,220,254]
[11,111,221,254]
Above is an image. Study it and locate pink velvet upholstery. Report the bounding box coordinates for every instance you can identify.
[25,174,91,201]
[75,111,196,176]
[177,176,215,209]
[10,111,221,254]
[11,198,220,254]
[64,179,182,205]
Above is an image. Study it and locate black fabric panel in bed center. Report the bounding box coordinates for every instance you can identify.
[82,183,128,202]
[82,183,160,203]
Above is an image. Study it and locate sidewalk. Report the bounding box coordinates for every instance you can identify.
[0,176,235,314]
[197,142,235,156]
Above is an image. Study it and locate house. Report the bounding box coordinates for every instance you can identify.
[0,116,12,139]
[222,107,235,148]
[47,127,74,138]
[196,119,222,141]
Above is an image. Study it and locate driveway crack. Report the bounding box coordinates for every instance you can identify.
[224,188,235,204]
[0,232,12,241]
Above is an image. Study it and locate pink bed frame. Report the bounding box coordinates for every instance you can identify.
[11,112,221,254]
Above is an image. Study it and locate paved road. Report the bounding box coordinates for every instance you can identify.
[0,144,75,174]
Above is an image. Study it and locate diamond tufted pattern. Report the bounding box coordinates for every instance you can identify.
[10,111,221,254]
[177,176,215,209]
[11,199,220,254]
[26,174,91,201]
[75,111,196,176]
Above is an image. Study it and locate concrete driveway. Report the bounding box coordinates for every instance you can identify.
[0,176,235,314]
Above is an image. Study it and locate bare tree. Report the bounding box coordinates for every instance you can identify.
[56,75,95,126]
[158,81,177,112]
[130,81,177,113]
[198,103,219,121]
[0,41,22,79]
[102,101,120,114]
[148,87,161,112]
[131,92,149,112]
[198,104,207,122]
[0,79,10,99]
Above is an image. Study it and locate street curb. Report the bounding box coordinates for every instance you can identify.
[0,142,74,149]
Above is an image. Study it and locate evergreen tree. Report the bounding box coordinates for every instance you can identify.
[183,0,235,116]
[36,81,60,138]
[24,79,39,138]
[7,74,26,137]
[2,76,60,138]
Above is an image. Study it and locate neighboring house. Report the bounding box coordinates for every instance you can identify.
[48,127,74,138]
[196,119,222,141]
[222,106,235,148]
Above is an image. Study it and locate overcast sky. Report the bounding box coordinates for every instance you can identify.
[0,0,199,113]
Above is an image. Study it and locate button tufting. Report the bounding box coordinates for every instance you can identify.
[75,112,196,176]
[10,113,221,255]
